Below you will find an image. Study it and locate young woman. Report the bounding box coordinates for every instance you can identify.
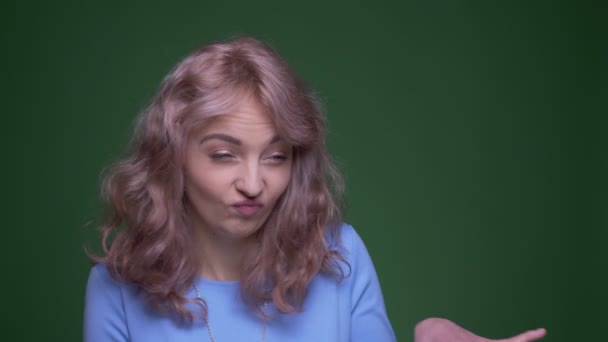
[84,37,546,342]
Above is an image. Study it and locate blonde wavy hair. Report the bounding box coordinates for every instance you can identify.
[93,36,346,322]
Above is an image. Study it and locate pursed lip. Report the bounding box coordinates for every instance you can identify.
[232,200,264,216]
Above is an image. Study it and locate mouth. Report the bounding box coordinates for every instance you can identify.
[232,201,263,217]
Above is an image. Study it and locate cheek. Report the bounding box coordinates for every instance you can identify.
[185,165,232,203]
[267,165,292,199]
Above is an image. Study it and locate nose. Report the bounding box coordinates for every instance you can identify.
[235,161,264,198]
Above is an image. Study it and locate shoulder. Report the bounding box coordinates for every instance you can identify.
[85,263,143,310]
[87,263,115,283]
[84,264,132,341]
[85,263,131,315]
[325,222,379,283]
[324,223,397,340]
[329,222,368,263]
[86,263,127,295]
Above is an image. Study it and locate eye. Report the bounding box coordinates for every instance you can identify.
[210,152,236,161]
[266,153,289,164]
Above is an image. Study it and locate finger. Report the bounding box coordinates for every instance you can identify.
[501,328,547,342]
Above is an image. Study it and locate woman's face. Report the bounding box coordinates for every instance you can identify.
[183,95,293,242]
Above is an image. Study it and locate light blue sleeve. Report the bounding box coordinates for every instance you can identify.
[84,265,130,342]
[344,225,397,342]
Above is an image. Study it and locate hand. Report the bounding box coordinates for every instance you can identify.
[415,318,546,342]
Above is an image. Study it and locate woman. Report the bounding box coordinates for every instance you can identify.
[84,37,545,342]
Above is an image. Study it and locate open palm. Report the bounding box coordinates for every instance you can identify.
[415,318,546,342]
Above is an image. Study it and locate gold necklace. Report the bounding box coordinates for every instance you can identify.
[193,282,268,342]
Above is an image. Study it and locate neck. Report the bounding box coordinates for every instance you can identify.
[191,222,255,282]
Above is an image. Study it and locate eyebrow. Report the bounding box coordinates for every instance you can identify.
[199,133,282,146]
[200,133,241,145]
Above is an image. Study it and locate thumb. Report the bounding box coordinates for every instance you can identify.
[498,328,547,342]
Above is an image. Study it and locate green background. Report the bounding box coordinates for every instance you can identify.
[3,1,605,341]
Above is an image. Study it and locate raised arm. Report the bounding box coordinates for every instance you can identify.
[415,317,546,342]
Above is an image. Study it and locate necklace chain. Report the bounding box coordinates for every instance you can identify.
[193,282,267,342]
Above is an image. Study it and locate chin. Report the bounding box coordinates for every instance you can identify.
[221,220,263,240]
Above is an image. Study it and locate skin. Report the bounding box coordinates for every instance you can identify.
[183,95,293,281]
[415,318,546,342]
[181,95,544,341]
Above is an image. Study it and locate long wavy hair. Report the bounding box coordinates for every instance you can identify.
[92,37,346,322]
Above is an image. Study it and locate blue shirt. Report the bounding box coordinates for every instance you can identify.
[84,223,396,341]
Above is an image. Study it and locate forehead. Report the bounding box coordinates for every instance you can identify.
[192,96,278,140]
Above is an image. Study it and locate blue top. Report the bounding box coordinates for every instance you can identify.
[84,223,396,341]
